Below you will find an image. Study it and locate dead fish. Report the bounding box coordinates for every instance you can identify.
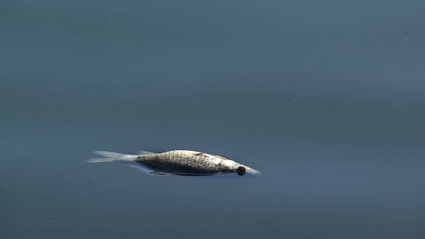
[87,150,260,176]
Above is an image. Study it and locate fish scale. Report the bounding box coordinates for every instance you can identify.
[136,150,222,175]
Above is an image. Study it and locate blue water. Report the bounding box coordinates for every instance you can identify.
[1,1,425,238]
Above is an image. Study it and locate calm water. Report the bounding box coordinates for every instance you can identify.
[1,1,425,238]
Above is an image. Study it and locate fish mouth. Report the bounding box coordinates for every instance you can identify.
[244,166,261,175]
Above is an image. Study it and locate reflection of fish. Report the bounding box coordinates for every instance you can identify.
[87,150,260,176]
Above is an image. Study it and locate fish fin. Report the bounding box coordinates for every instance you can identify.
[214,155,228,160]
[125,165,172,176]
[125,164,155,174]
[93,150,126,158]
[149,171,173,176]
[149,171,214,176]
[138,150,157,156]
[86,158,116,163]
[87,150,135,163]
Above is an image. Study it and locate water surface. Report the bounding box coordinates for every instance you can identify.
[1,1,425,238]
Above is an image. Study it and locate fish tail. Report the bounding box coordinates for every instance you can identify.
[86,150,137,163]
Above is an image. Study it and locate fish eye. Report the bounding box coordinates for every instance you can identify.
[237,166,246,176]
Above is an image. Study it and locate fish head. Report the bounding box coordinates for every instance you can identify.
[219,160,261,176]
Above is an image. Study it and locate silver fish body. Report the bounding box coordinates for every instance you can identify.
[87,150,260,176]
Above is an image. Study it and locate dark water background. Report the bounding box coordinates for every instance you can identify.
[1,1,425,238]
